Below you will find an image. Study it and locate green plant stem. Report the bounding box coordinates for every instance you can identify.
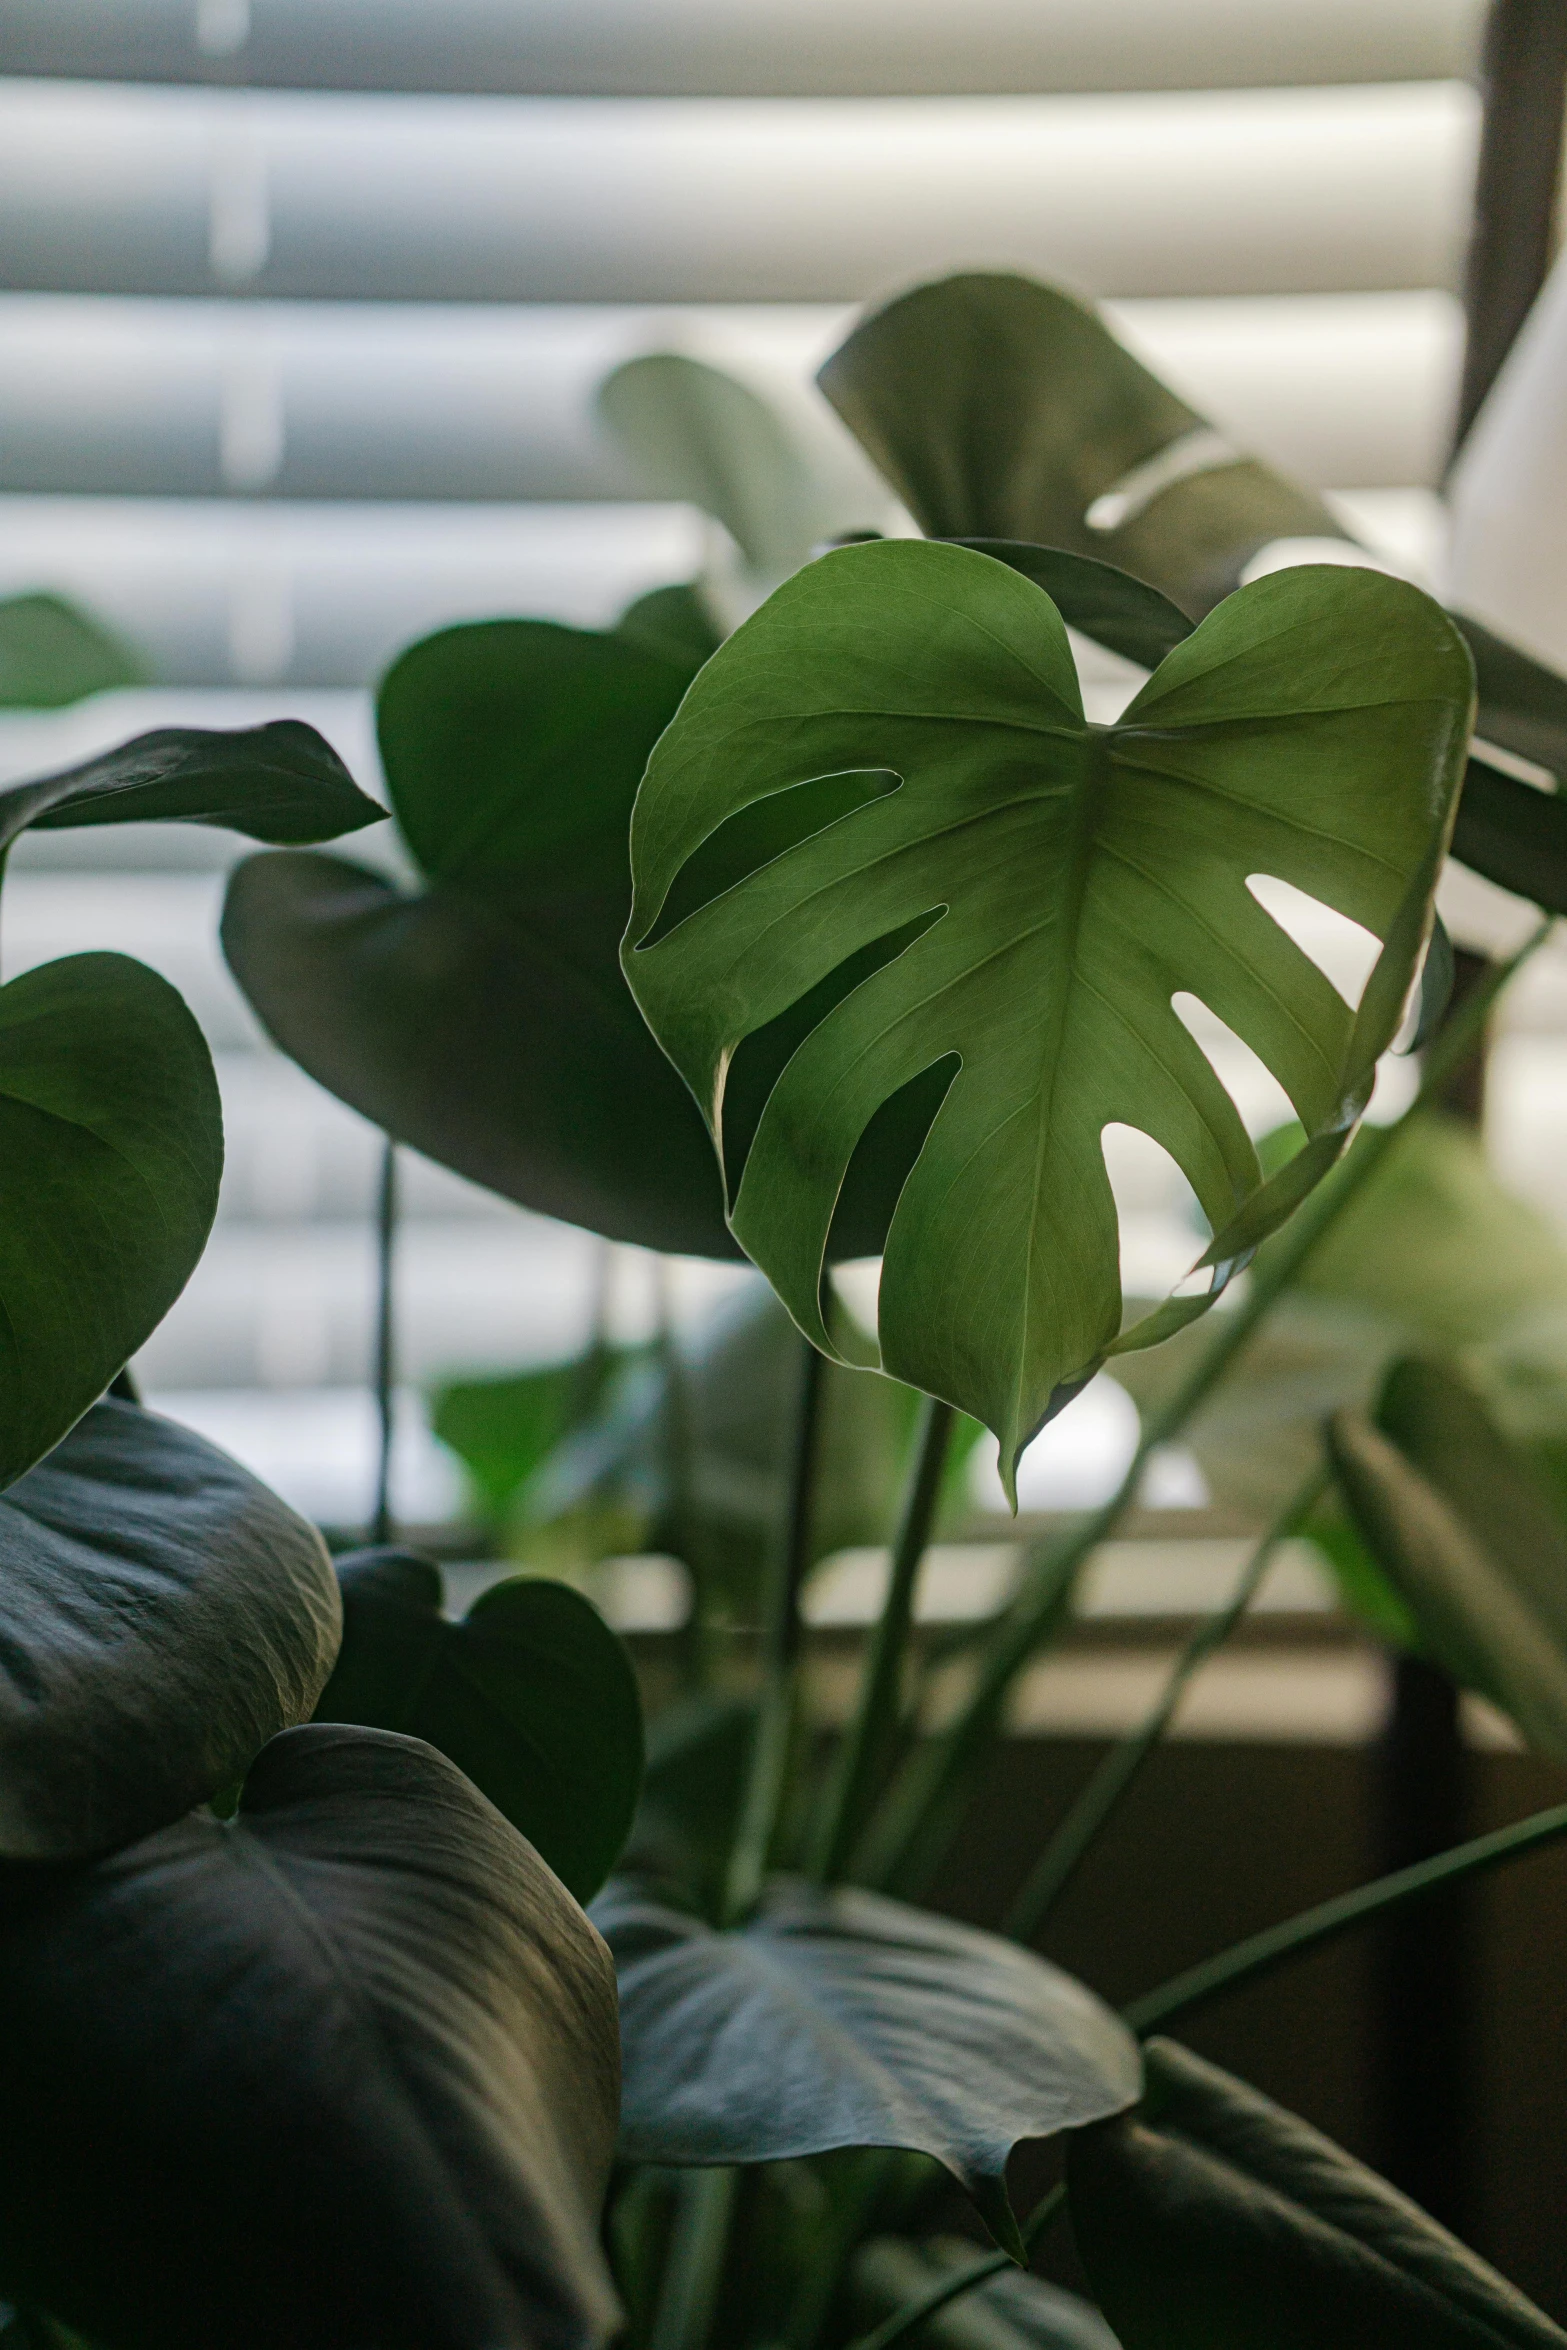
[843,2181,1067,2350]
[369,1135,398,1547]
[1002,1463,1329,1942]
[1127,1792,1567,2036]
[810,1397,956,1883]
[646,2168,739,2350]
[856,921,1550,1895]
[846,1797,1567,2350]
[722,1335,826,1925]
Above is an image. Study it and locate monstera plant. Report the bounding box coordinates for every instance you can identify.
[14,261,1567,2347]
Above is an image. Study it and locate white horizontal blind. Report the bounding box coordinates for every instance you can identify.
[8,0,1561,1537]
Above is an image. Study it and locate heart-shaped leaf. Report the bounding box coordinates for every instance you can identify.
[0,593,141,710]
[314,1549,643,1902]
[432,1350,619,1520]
[818,274,1340,616]
[1068,2038,1566,2347]
[222,614,741,1256]
[624,541,1471,1484]
[0,1724,622,2350]
[1328,1360,1567,1760]
[593,1876,1141,2258]
[852,2237,1119,2350]
[1,719,383,852]
[0,953,223,1489]
[0,1395,340,1860]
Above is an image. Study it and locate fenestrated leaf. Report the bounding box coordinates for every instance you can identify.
[624,541,1472,1486]
[0,719,383,852]
[594,1876,1141,2258]
[0,592,141,710]
[852,2236,1119,2350]
[1328,1358,1567,1760]
[222,614,740,1257]
[314,1549,643,1902]
[0,1724,622,2350]
[0,953,223,1490]
[0,1396,340,1860]
[1067,2038,1566,2348]
[818,274,1340,616]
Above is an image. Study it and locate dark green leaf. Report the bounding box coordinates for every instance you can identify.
[0,953,222,1490]
[852,2237,1118,2350]
[0,593,141,710]
[624,542,1471,1484]
[1328,1358,1567,1759]
[1,721,383,854]
[1451,752,1567,915]
[594,1876,1141,2257]
[1068,2037,1566,2347]
[618,1689,756,1913]
[223,616,739,1256]
[0,1724,622,2350]
[949,540,1193,670]
[0,1396,340,1861]
[314,1549,643,1901]
[615,583,723,669]
[1457,609,1567,776]
[819,274,1339,614]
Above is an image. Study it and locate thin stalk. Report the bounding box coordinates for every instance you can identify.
[1127,1794,1567,2037]
[645,2169,739,2350]
[842,2182,1067,2350]
[722,1336,826,1925]
[370,1135,398,1548]
[840,1794,1567,2350]
[1003,1463,1329,1941]
[655,1257,707,1689]
[856,922,1549,1894]
[810,1398,956,1882]
[0,839,9,977]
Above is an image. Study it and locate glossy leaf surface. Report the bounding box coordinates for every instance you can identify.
[0,1725,622,2350]
[1329,1360,1567,1759]
[223,616,740,1256]
[314,1549,643,1901]
[0,719,382,854]
[1068,2038,1566,2347]
[595,1877,1140,2256]
[0,592,141,710]
[625,541,1471,1481]
[819,274,1338,614]
[0,1397,340,1861]
[0,953,222,1490]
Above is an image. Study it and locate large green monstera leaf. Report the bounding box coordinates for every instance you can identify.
[624,540,1471,1487]
[818,273,1340,616]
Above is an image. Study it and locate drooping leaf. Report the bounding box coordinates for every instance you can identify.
[0,953,223,1489]
[594,1876,1141,2258]
[0,1395,340,1861]
[1327,1358,1567,1760]
[818,274,1340,616]
[313,1549,643,1902]
[0,720,383,853]
[1068,2038,1566,2347]
[0,592,141,710]
[222,614,740,1256]
[852,2236,1119,2350]
[0,1724,622,2350]
[599,352,882,583]
[624,542,1471,1485]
